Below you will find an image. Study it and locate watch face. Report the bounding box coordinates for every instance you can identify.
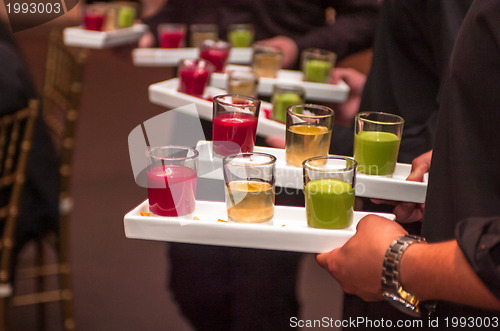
[383,292,421,318]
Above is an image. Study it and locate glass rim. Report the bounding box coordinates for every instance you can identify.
[302,155,357,172]
[200,38,232,48]
[158,23,186,29]
[178,58,216,70]
[146,145,199,161]
[223,152,277,166]
[227,69,258,80]
[228,23,255,30]
[213,94,261,108]
[287,104,334,118]
[252,43,283,54]
[302,48,337,57]
[189,23,218,29]
[356,112,405,125]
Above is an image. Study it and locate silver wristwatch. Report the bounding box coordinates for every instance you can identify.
[381,234,431,317]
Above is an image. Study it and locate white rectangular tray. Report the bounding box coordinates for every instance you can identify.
[210,65,350,103]
[124,200,395,253]
[63,24,148,49]
[132,48,252,66]
[148,78,286,139]
[196,141,428,203]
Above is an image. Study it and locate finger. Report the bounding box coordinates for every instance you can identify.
[316,248,339,269]
[371,198,398,206]
[316,252,328,268]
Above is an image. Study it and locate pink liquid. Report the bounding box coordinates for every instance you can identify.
[83,13,106,31]
[213,112,258,156]
[160,31,185,48]
[178,68,211,97]
[200,49,230,72]
[147,165,197,217]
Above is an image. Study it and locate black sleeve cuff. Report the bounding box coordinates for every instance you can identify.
[455,216,500,300]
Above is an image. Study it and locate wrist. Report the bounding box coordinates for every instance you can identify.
[399,241,430,301]
[381,234,434,317]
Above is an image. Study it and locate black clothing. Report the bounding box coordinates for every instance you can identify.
[143,0,380,63]
[168,244,301,331]
[0,23,59,259]
[424,0,500,302]
[358,0,472,163]
[344,1,500,328]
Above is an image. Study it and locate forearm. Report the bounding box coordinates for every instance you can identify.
[400,240,500,311]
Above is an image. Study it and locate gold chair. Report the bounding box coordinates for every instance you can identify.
[7,29,87,331]
[0,100,39,331]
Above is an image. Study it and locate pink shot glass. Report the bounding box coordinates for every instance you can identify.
[82,5,107,31]
[177,59,215,98]
[158,23,186,48]
[199,39,232,73]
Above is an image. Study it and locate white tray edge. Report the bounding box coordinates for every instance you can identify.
[63,24,148,49]
[196,141,428,203]
[132,48,252,67]
[148,78,286,139]
[210,65,350,103]
[124,200,395,253]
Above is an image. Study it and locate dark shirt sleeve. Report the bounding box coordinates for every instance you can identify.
[142,0,379,60]
[455,217,500,300]
[294,0,379,60]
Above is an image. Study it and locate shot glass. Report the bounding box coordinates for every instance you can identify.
[82,3,108,31]
[301,48,337,83]
[223,153,276,223]
[227,70,259,97]
[227,24,255,48]
[285,104,334,167]
[303,156,356,229]
[271,85,305,123]
[354,112,404,176]
[116,2,137,29]
[199,39,232,73]
[212,94,261,157]
[189,24,219,48]
[146,146,199,217]
[251,44,283,78]
[158,23,186,48]
[177,58,215,97]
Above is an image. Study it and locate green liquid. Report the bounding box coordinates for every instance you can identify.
[118,7,136,28]
[228,30,254,47]
[354,131,401,175]
[305,59,331,83]
[305,179,354,229]
[272,92,303,123]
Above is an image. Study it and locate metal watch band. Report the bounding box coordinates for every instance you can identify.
[382,234,426,317]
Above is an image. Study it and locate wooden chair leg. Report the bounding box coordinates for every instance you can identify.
[35,240,47,331]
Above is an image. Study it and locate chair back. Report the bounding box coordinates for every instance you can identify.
[42,29,87,208]
[0,100,39,297]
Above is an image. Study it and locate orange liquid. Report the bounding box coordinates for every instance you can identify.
[285,124,331,167]
[225,181,274,223]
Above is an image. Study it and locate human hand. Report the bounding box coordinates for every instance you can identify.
[329,67,366,127]
[372,150,433,223]
[256,36,298,69]
[139,31,155,48]
[316,214,408,301]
